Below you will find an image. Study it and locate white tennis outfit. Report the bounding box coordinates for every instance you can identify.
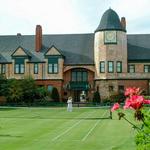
[67,99,72,112]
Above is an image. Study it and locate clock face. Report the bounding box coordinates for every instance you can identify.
[104,31,117,44]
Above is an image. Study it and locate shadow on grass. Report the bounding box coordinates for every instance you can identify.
[0,134,22,138]
[0,108,18,111]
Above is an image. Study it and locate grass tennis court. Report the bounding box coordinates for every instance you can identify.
[0,107,136,150]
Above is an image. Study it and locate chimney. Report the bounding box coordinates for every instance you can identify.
[17,33,21,36]
[121,17,126,30]
[35,25,42,52]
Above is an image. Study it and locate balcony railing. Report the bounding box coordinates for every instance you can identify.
[67,81,90,90]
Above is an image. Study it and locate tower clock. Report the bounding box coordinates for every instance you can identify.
[104,31,117,44]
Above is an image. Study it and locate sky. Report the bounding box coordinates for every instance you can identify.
[0,0,150,35]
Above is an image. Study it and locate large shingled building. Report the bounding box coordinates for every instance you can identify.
[0,8,150,101]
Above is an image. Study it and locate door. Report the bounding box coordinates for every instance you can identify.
[73,91,81,102]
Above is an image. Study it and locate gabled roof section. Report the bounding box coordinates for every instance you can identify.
[0,34,94,64]
[0,53,10,63]
[45,45,64,57]
[11,46,32,58]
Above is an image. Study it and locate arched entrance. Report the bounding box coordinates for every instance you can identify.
[63,68,94,102]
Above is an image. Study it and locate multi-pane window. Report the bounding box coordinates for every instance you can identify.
[128,64,135,73]
[53,64,58,73]
[71,69,88,82]
[14,58,25,74]
[82,72,88,81]
[1,64,6,74]
[108,61,114,73]
[100,61,105,73]
[144,65,150,73]
[72,72,76,81]
[34,63,38,74]
[116,61,122,73]
[48,58,58,74]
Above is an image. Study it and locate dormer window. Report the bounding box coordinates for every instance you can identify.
[14,58,25,74]
[48,58,58,74]
[44,45,64,74]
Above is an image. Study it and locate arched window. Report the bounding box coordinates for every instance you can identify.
[71,69,88,82]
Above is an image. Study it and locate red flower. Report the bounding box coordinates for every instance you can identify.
[124,95,144,110]
[111,103,120,112]
[124,87,140,97]
[123,98,132,109]
[143,100,150,104]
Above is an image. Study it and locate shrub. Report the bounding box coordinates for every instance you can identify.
[93,91,101,103]
[6,79,23,103]
[111,87,150,149]
[35,87,49,100]
[135,110,150,150]
[20,77,37,103]
[110,92,125,103]
[0,74,8,96]
[102,98,110,105]
[51,87,60,102]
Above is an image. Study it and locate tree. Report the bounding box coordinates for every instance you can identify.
[35,86,49,99]
[6,79,23,103]
[20,77,37,103]
[0,74,8,96]
[93,91,101,104]
[51,87,60,102]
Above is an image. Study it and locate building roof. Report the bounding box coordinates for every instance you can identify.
[95,8,125,32]
[0,34,94,65]
[127,34,150,61]
[0,33,150,64]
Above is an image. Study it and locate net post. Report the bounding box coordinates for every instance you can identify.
[109,102,112,119]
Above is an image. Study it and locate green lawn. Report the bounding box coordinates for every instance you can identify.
[0,107,136,150]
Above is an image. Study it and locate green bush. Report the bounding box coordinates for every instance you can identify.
[20,77,37,103]
[93,91,101,103]
[144,95,150,100]
[110,92,125,103]
[135,109,150,150]
[0,74,8,96]
[51,87,60,102]
[6,79,23,103]
[3,77,49,104]
[35,87,49,98]
[102,98,110,105]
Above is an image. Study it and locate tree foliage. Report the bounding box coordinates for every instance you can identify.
[35,86,49,99]
[6,79,23,102]
[20,77,37,103]
[0,74,8,96]
[0,76,54,103]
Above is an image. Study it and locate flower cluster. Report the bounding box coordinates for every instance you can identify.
[111,87,150,121]
[111,87,150,149]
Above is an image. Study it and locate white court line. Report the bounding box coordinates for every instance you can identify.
[81,110,107,141]
[52,110,96,141]
[52,119,83,141]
